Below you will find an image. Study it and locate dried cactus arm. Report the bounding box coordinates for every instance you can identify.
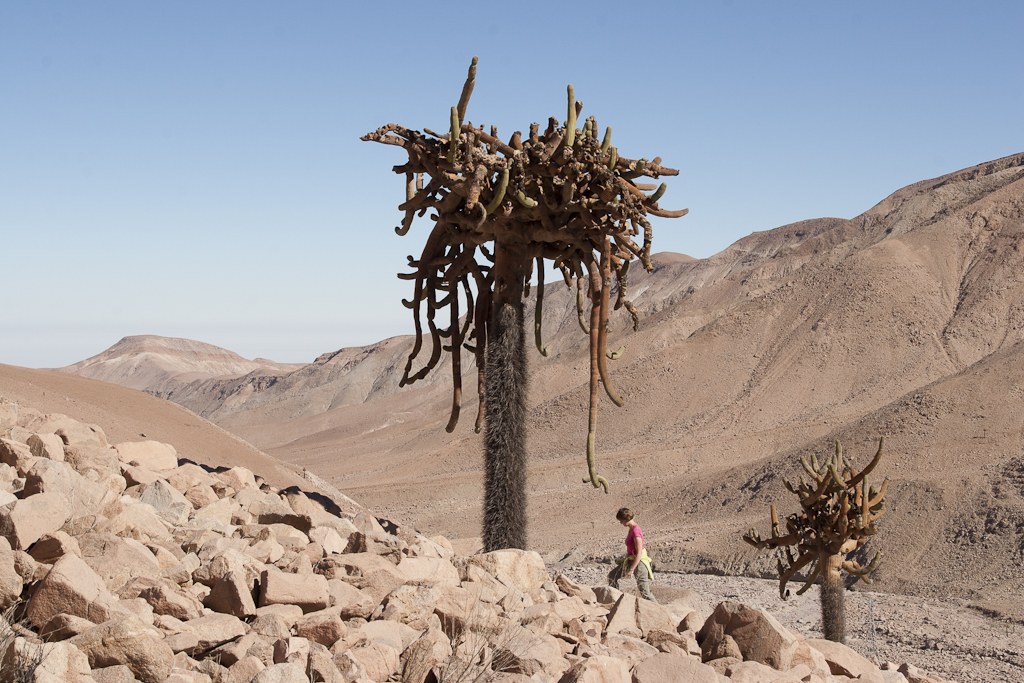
[794,556,823,596]
[533,257,550,357]
[846,436,885,488]
[576,275,590,334]
[582,253,609,493]
[779,549,817,599]
[595,237,624,407]
[444,286,463,433]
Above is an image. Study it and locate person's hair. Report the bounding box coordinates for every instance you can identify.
[616,508,634,522]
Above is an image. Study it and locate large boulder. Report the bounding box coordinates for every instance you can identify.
[114,441,179,471]
[631,652,719,683]
[27,432,66,461]
[809,638,881,678]
[78,533,162,593]
[0,537,24,610]
[559,654,631,683]
[69,615,174,683]
[139,480,192,526]
[465,550,548,592]
[259,569,330,613]
[26,552,125,627]
[698,600,801,670]
[0,492,72,550]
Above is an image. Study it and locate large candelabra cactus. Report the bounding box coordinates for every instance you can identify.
[743,437,889,643]
[362,58,687,550]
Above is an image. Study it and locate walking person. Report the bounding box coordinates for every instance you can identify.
[607,507,657,602]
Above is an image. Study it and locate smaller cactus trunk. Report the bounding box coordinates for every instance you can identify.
[820,552,846,643]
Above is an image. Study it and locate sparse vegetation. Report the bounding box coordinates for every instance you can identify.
[362,57,687,550]
[744,437,889,643]
[0,603,47,683]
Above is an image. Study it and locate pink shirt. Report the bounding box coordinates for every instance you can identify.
[625,524,644,556]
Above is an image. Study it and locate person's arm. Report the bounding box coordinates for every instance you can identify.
[625,532,643,577]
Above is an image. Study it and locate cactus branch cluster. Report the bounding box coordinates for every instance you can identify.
[744,437,888,597]
[362,58,687,491]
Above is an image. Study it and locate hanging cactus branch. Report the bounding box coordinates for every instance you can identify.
[743,436,889,643]
[362,57,687,494]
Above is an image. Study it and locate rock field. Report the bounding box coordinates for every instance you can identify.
[0,399,983,683]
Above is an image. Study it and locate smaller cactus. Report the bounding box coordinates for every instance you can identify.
[744,437,889,643]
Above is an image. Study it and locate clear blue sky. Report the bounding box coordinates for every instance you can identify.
[3,1,1022,368]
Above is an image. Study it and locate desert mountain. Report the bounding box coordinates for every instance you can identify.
[61,153,1024,621]
[55,335,304,393]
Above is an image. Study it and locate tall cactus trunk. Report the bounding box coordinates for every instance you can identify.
[820,552,846,643]
[482,243,529,551]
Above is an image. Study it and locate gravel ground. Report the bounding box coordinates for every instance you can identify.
[559,565,1024,683]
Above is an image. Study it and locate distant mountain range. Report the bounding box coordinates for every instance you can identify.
[56,153,1024,620]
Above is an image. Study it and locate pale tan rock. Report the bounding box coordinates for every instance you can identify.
[636,597,681,636]
[103,498,171,543]
[193,548,262,588]
[259,569,330,613]
[40,612,98,641]
[308,527,347,555]
[251,663,310,683]
[809,639,881,678]
[791,638,831,675]
[666,590,713,625]
[138,582,204,621]
[725,659,790,682]
[465,549,548,593]
[0,491,71,550]
[179,612,248,653]
[462,563,514,602]
[23,459,118,525]
[338,643,400,683]
[560,654,631,683]
[247,537,286,564]
[359,618,415,652]
[164,463,216,493]
[327,577,376,619]
[113,441,178,471]
[272,636,311,668]
[53,420,108,448]
[122,464,162,488]
[0,537,23,610]
[1,636,95,683]
[296,607,347,647]
[379,584,440,623]
[397,556,460,587]
[555,574,598,603]
[28,432,66,461]
[632,652,719,683]
[400,626,451,683]
[0,403,16,430]
[495,627,566,677]
[193,496,239,526]
[218,466,257,492]
[79,532,162,593]
[27,551,127,627]
[319,552,406,602]
[183,484,219,509]
[205,570,257,617]
[698,601,800,670]
[63,444,120,479]
[69,614,173,683]
[605,592,639,636]
[0,438,37,475]
[90,664,137,683]
[433,585,499,634]
[251,613,293,641]
[229,655,267,683]
[140,479,192,525]
[306,641,346,683]
[591,585,622,605]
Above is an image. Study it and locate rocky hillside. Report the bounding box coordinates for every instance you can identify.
[55,336,304,393]
[0,396,962,683]
[56,154,1024,624]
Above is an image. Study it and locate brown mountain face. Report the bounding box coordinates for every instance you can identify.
[55,335,304,393]
[60,153,1024,619]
